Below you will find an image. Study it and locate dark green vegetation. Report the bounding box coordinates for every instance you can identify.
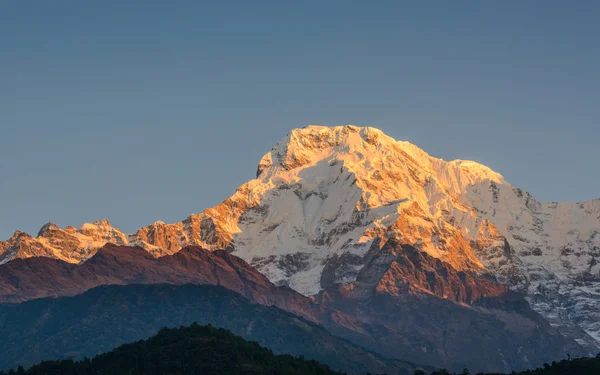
[426,353,600,375]
[1,307,596,375]
[1,323,342,375]
[3,323,598,375]
[0,284,414,375]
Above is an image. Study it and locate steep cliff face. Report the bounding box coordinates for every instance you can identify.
[1,125,598,348]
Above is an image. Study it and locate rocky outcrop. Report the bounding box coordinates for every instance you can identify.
[0,220,129,264]
[313,240,584,372]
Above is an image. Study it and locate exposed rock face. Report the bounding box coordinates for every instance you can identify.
[0,244,584,373]
[1,125,599,349]
[353,239,508,304]
[313,240,583,372]
[0,244,374,338]
[462,185,600,349]
[0,220,129,264]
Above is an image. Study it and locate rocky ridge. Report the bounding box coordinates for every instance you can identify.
[0,244,583,372]
[1,125,598,348]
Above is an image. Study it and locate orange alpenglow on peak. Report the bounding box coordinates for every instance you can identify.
[0,125,599,347]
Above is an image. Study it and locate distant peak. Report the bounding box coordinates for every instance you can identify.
[37,222,60,237]
[256,125,505,187]
[288,125,390,145]
[9,230,30,241]
[80,219,115,232]
[448,159,505,183]
[90,243,153,261]
[258,125,400,173]
[91,219,112,227]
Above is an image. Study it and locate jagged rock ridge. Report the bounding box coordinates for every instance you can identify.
[1,125,599,349]
[0,244,583,373]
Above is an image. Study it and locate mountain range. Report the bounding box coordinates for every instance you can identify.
[5,322,347,375]
[0,283,420,374]
[1,125,598,372]
[5,321,600,375]
[0,244,579,372]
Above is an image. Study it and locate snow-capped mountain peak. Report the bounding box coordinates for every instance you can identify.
[1,124,598,349]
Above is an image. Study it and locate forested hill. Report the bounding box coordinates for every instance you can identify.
[428,355,600,375]
[3,322,599,375]
[0,284,415,375]
[2,324,342,375]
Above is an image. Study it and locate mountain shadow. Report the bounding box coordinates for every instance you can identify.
[2,323,343,375]
[0,283,417,375]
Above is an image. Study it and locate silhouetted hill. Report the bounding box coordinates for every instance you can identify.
[429,354,600,375]
[1,323,343,375]
[0,283,416,375]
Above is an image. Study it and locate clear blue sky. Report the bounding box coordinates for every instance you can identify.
[1,1,599,239]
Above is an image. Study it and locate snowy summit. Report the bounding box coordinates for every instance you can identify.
[1,125,599,348]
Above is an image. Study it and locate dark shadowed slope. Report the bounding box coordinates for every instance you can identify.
[0,283,416,374]
[314,240,584,372]
[0,244,353,323]
[4,323,343,375]
[0,244,584,372]
[0,244,370,335]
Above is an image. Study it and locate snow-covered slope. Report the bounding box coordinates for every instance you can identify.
[461,184,600,346]
[1,125,598,348]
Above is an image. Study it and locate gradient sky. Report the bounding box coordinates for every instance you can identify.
[1,1,599,239]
